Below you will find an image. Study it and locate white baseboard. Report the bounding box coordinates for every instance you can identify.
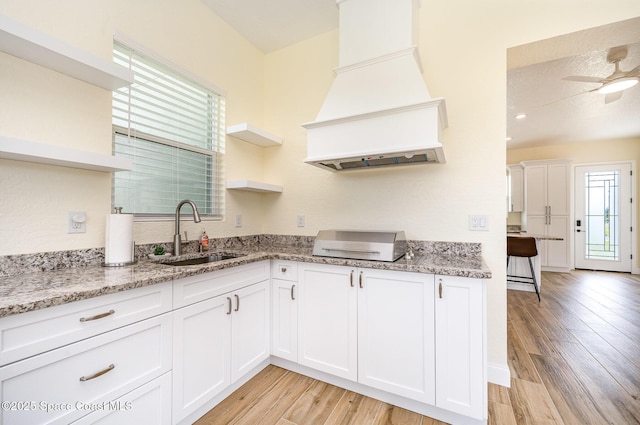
[488,362,511,387]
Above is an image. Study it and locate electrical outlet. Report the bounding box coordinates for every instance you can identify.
[68,211,86,234]
[468,214,489,231]
[235,214,242,228]
[297,215,305,227]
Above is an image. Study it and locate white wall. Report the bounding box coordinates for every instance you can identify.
[1,0,639,385]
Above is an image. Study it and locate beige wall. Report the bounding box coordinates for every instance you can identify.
[0,0,268,253]
[1,0,639,383]
[508,137,640,270]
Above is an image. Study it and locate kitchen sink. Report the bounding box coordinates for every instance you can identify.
[164,252,245,266]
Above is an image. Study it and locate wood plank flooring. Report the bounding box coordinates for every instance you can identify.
[195,270,640,425]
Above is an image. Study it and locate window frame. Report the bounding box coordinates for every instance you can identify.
[111,36,226,221]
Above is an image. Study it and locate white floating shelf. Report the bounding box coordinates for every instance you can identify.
[226,123,282,147]
[0,137,134,172]
[0,14,134,90]
[226,180,283,193]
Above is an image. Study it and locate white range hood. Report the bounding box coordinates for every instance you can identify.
[303,0,448,171]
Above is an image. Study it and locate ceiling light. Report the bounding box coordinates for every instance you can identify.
[598,77,639,94]
[515,113,526,119]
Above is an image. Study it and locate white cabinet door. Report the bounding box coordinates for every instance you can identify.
[547,215,570,268]
[172,295,230,424]
[172,278,269,424]
[525,165,547,216]
[357,269,435,404]
[508,165,524,212]
[547,163,569,216]
[435,276,485,420]
[297,263,357,381]
[271,278,297,362]
[230,280,270,382]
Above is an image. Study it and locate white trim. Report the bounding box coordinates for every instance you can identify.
[112,31,226,96]
[487,362,511,387]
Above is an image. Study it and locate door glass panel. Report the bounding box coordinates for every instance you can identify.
[584,171,619,261]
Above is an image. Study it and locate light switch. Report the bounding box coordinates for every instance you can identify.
[469,214,489,231]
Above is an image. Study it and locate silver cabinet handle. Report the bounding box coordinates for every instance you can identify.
[226,297,232,315]
[80,310,115,322]
[359,271,363,288]
[438,279,443,299]
[350,270,354,287]
[80,364,115,382]
[281,266,287,273]
[291,284,296,300]
[234,294,240,312]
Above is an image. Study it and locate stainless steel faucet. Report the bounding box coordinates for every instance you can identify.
[173,200,202,256]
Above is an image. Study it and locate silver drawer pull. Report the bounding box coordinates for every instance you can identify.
[234,294,240,312]
[290,284,296,301]
[80,310,115,322]
[280,266,287,273]
[226,297,232,315]
[80,364,115,382]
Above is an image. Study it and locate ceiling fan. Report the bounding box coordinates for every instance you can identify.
[562,46,640,104]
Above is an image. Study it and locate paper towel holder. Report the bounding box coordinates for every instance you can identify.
[103,207,137,267]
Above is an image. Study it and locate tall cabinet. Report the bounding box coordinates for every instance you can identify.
[523,159,571,271]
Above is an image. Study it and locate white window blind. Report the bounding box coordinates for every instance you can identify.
[112,40,225,218]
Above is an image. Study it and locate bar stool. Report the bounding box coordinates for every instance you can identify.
[507,236,540,301]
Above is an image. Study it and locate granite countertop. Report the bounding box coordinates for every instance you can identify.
[507,232,564,241]
[0,243,491,318]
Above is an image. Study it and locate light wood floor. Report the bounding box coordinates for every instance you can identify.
[195,270,640,425]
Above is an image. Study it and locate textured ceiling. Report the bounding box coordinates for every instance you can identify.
[200,1,640,150]
[507,18,640,149]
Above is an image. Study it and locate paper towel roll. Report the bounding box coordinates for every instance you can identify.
[104,213,134,265]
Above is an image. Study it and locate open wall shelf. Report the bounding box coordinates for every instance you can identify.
[0,14,134,90]
[226,180,283,193]
[226,123,282,147]
[0,137,133,172]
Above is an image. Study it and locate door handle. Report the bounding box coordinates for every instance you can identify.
[290,284,296,300]
[359,271,363,288]
[234,294,240,312]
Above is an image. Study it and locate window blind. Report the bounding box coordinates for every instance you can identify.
[112,41,225,218]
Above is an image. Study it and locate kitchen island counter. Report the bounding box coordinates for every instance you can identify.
[0,241,491,318]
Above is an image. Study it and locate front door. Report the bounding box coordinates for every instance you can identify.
[574,163,632,272]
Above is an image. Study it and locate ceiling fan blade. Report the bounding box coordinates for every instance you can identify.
[539,89,593,107]
[562,75,605,83]
[604,91,623,104]
[627,64,640,76]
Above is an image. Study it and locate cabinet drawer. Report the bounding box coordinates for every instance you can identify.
[173,261,270,308]
[0,282,172,367]
[0,314,172,425]
[270,260,298,281]
[70,372,171,425]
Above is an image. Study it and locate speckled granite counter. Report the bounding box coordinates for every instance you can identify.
[507,232,563,241]
[0,239,491,318]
